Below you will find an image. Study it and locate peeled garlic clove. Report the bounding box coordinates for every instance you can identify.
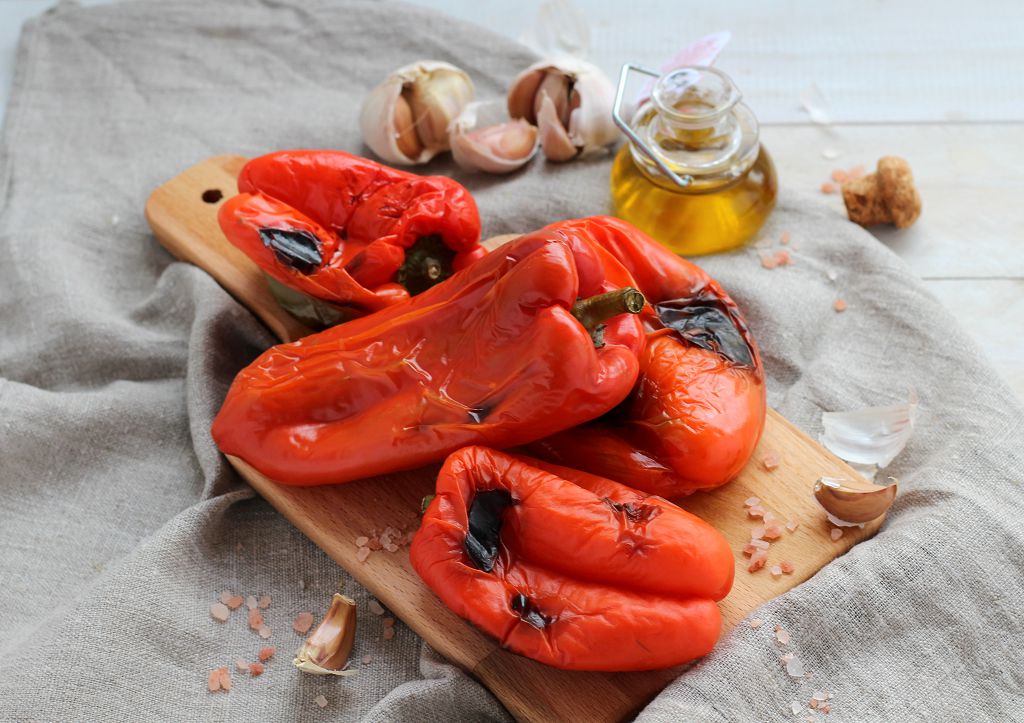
[450,101,538,174]
[293,594,358,676]
[507,58,619,160]
[814,476,898,525]
[360,61,474,165]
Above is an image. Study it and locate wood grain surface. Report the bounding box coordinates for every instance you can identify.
[145,155,884,723]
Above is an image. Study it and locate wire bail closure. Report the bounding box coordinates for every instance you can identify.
[612,64,694,190]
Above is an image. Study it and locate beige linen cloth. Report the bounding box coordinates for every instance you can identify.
[1,1,1022,720]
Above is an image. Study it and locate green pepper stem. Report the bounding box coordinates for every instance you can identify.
[570,287,646,334]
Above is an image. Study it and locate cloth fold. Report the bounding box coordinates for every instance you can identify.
[1,0,1021,720]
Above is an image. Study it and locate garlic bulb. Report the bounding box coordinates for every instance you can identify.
[450,101,538,174]
[507,58,619,161]
[361,61,474,165]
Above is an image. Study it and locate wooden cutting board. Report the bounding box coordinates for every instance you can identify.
[145,155,883,723]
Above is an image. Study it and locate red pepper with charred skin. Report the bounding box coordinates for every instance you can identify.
[411,447,733,671]
[529,216,766,497]
[218,150,486,317]
[211,227,646,486]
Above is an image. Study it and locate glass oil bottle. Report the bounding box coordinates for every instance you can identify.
[610,65,777,255]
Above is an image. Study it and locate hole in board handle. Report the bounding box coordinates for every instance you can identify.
[202,189,224,204]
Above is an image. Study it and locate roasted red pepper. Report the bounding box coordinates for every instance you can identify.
[212,228,646,485]
[411,447,733,671]
[529,216,766,496]
[218,150,486,317]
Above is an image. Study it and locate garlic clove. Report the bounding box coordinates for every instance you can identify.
[507,58,619,160]
[813,476,898,525]
[450,101,538,174]
[536,93,578,162]
[293,593,358,676]
[360,61,473,165]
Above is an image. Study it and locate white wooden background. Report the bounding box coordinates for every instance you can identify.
[2,0,1021,399]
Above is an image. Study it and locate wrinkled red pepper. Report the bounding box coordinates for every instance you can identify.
[218,150,486,317]
[529,216,766,496]
[411,446,733,671]
[212,227,646,485]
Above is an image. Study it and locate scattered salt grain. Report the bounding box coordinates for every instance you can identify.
[813,691,827,702]
[775,626,791,645]
[830,169,849,184]
[383,627,395,641]
[750,539,770,550]
[785,520,799,532]
[235,657,248,672]
[791,701,802,715]
[748,506,766,519]
[763,525,783,541]
[825,268,838,282]
[207,668,224,692]
[750,618,763,629]
[781,652,794,662]
[780,231,791,245]
[385,543,399,553]
[356,547,371,563]
[367,538,383,551]
[258,595,271,609]
[821,148,841,160]
[830,528,844,541]
[810,698,819,709]
[750,526,766,540]
[760,249,792,269]
[770,564,783,578]
[246,595,258,610]
[786,655,805,678]
[258,626,272,639]
[833,298,847,313]
[217,667,232,691]
[744,496,761,508]
[761,451,781,471]
[383,617,395,627]
[763,510,777,525]
[258,646,276,662]
[226,595,243,610]
[368,600,385,616]
[210,603,231,623]
[248,608,264,630]
[111,214,120,226]
[218,591,233,605]
[742,543,757,557]
[781,560,796,574]
[249,662,265,677]
[293,612,315,635]
[314,694,328,708]
[820,182,836,194]
[355,536,369,547]
[361,655,373,665]
[748,550,768,572]
[821,704,832,714]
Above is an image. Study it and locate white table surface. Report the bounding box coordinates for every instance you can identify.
[2,0,1021,400]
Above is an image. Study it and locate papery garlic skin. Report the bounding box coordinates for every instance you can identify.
[361,61,474,165]
[507,58,618,161]
[450,102,538,174]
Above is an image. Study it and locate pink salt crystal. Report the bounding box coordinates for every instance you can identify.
[258,595,271,609]
[210,603,231,623]
[786,655,805,678]
[763,525,783,540]
[833,298,847,313]
[248,608,264,630]
[785,520,800,533]
[249,662,265,677]
[293,612,314,635]
[775,626,791,644]
[741,544,756,557]
[355,535,369,547]
[356,547,371,563]
[749,618,763,629]
[821,704,831,714]
[830,528,844,541]
[207,668,222,692]
[781,560,796,574]
[781,231,791,245]
[235,657,248,672]
[748,552,767,573]
[770,564,783,578]
[760,253,780,270]
[361,655,373,665]
[791,701,802,715]
[821,182,836,194]
[810,699,819,709]
[379,533,393,547]
[761,451,781,471]
[314,694,328,708]
[218,590,233,605]
[258,646,276,662]
[383,627,395,641]
[748,506,766,519]
[368,599,385,616]
[750,526,766,540]
[744,496,760,508]
[218,668,232,691]
[751,539,770,550]
[763,510,777,525]
[383,617,395,627]
[775,250,791,267]
[226,595,244,610]
[367,538,383,551]
[258,626,272,639]
[246,595,258,610]
[385,543,399,553]
[781,652,794,662]
[831,169,849,183]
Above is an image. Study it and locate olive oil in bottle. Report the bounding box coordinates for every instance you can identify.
[611,66,776,255]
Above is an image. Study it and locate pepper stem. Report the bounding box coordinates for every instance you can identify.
[570,287,646,334]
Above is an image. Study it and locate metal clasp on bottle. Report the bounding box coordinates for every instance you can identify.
[612,64,693,190]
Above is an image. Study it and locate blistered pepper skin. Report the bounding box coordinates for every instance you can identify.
[218,150,486,316]
[212,228,645,486]
[529,216,766,497]
[410,447,732,671]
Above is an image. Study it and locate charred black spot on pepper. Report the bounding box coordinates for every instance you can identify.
[510,593,552,629]
[602,497,661,524]
[464,489,514,572]
[259,228,323,275]
[654,288,755,367]
[397,235,457,295]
